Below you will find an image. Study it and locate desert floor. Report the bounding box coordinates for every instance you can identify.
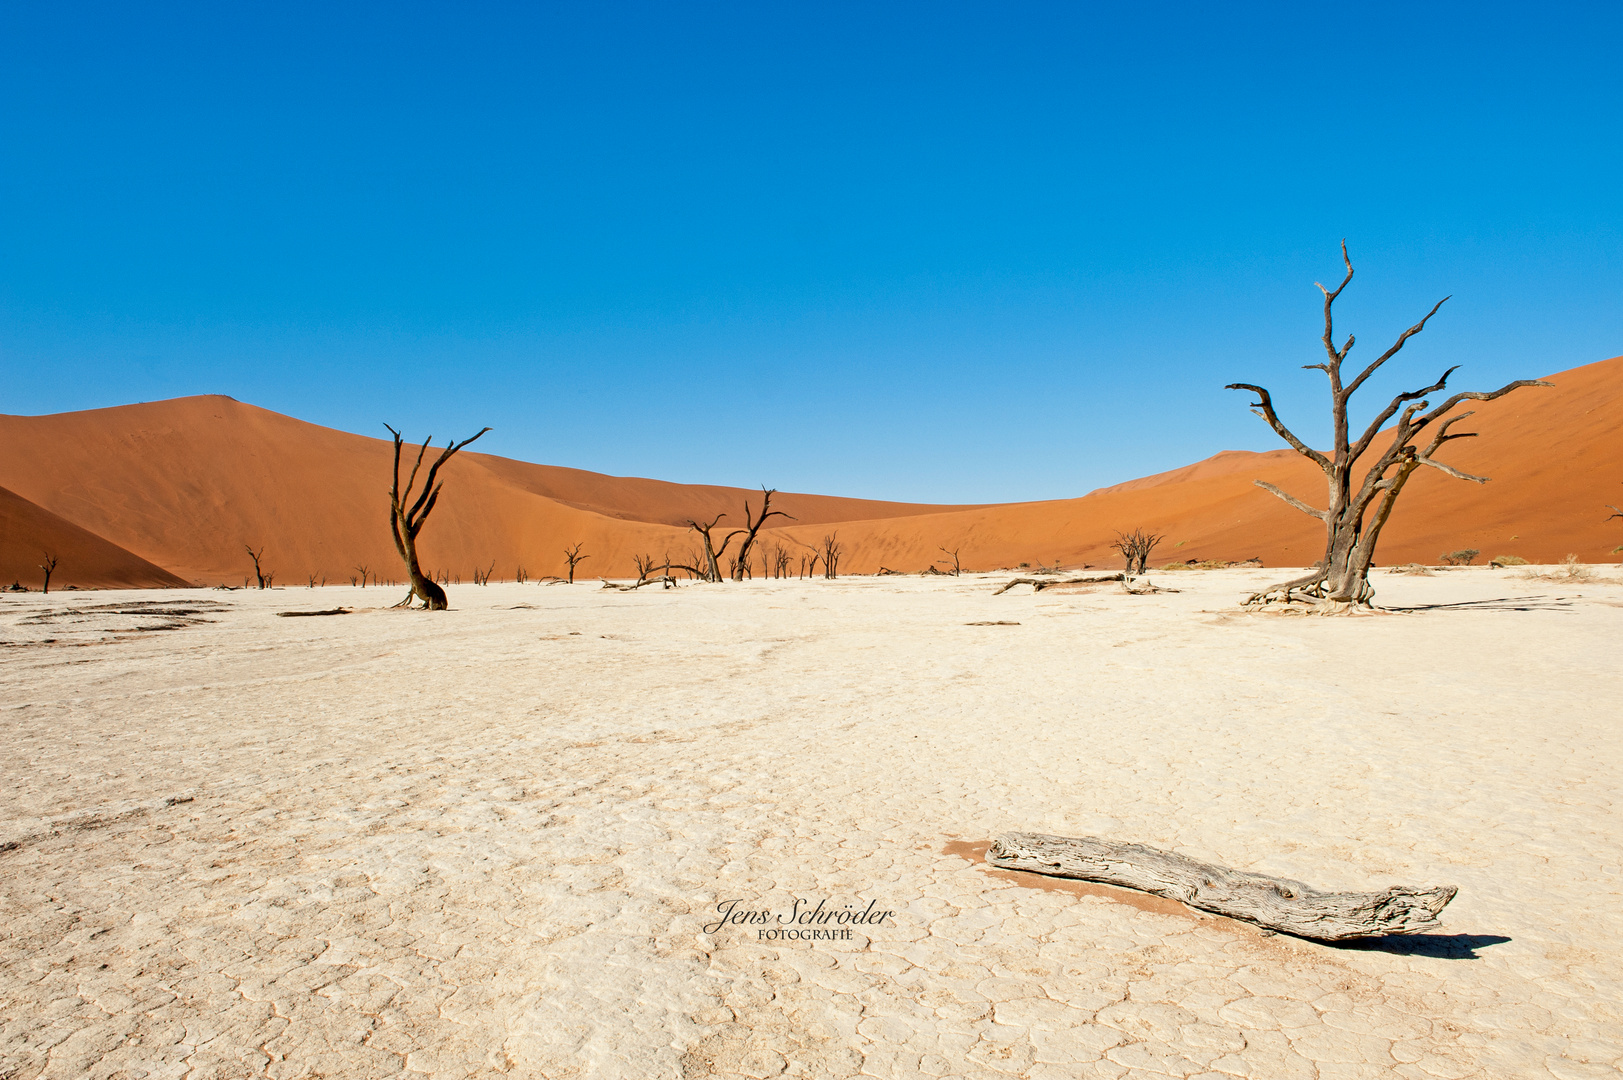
[2,567,1620,1080]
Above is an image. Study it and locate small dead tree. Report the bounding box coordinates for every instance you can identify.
[1111,529,1163,576]
[820,533,842,579]
[385,423,491,610]
[1227,243,1547,611]
[563,543,589,583]
[515,565,528,584]
[39,552,58,594]
[245,545,271,590]
[354,564,370,588]
[684,514,742,582]
[731,487,795,581]
[773,546,792,579]
[936,546,962,576]
[472,561,495,585]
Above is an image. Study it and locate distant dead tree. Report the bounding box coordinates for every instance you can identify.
[563,543,589,583]
[936,546,963,576]
[1227,242,1547,611]
[354,564,370,588]
[773,546,792,579]
[385,423,491,610]
[1112,529,1163,576]
[731,488,795,581]
[680,514,742,582]
[472,561,495,585]
[39,552,58,594]
[515,565,528,584]
[306,572,325,589]
[820,533,842,579]
[245,545,271,590]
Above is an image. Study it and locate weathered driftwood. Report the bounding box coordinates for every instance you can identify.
[275,608,351,617]
[600,575,678,591]
[988,832,1456,941]
[993,574,1123,595]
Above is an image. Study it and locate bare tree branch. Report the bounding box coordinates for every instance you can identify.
[1253,481,1328,520]
[1224,384,1331,469]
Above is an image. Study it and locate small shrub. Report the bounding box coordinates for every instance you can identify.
[1440,548,1480,566]
[1389,563,1434,576]
[1489,555,1528,568]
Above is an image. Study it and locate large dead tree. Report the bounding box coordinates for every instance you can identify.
[1227,243,1547,611]
[385,424,491,610]
[731,487,794,581]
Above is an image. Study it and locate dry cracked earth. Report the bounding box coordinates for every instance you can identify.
[1,569,1620,1079]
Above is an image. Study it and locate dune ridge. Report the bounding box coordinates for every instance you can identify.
[0,355,1618,588]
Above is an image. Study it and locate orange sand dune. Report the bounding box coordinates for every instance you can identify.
[0,485,190,590]
[0,355,1617,586]
[770,355,1623,572]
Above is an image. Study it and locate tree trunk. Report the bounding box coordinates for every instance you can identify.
[395,521,448,610]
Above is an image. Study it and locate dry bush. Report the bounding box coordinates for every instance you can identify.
[1387,563,1435,576]
[1440,548,1480,566]
[1489,555,1528,568]
[1519,555,1594,582]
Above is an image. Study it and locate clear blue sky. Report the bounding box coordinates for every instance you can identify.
[2,2,1618,502]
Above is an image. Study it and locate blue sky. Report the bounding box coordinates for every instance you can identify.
[2,2,1618,502]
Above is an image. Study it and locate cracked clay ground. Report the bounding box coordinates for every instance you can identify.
[1,568,1620,1079]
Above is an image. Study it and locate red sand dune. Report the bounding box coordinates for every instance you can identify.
[0,355,1618,588]
[0,485,189,590]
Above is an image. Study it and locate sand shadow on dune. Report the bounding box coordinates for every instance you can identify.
[1387,594,1575,613]
[1328,933,1512,959]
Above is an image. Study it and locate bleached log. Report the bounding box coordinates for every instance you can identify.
[992,574,1123,595]
[988,832,1456,940]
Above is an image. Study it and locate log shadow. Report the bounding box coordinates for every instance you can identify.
[1386,595,1575,613]
[1323,933,1511,959]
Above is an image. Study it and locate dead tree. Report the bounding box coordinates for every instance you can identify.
[559,542,589,583]
[245,545,271,590]
[820,533,842,579]
[472,561,495,585]
[1227,243,1548,611]
[731,488,795,581]
[39,552,58,594]
[773,546,792,579]
[385,424,491,610]
[354,564,370,588]
[936,546,963,576]
[684,514,742,582]
[1111,529,1163,575]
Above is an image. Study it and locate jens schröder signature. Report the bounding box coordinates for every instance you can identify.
[702,897,898,941]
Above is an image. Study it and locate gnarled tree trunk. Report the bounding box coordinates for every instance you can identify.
[385,424,490,610]
[1228,243,1548,612]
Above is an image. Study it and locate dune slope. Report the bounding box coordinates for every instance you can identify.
[0,485,190,590]
[0,355,1617,584]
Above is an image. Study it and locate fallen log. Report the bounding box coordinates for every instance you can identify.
[992,574,1123,595]
[600,575,678,591]
[275,608,351,617]
[987,832,1456,940]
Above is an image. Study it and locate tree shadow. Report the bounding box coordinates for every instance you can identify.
[1387,595,1575,614]
[1326,933,1511,959]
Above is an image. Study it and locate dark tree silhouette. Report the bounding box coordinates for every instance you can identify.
[245,545,271,589]
[1112,529,1163,576]
[683,514,741,582]
[819,533,842,579]
[1228,243,1547,611]
[39,552,58,594]
[385,424,491,610]
[731,488,794,581]
[563,543,590,583]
